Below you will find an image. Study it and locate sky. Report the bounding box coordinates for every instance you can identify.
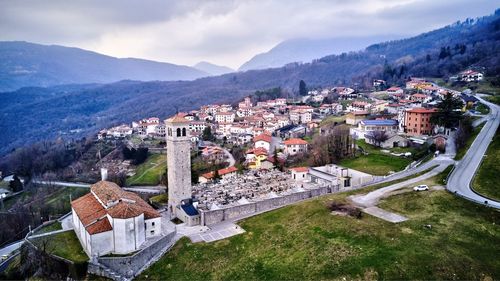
[0,0,497,69]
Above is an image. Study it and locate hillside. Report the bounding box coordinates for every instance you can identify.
[1,11,499,156]
[194,61,234,76]
[238,35,396,71]
[0,41,209,92]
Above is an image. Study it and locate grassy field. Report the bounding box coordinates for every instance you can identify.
[31,231,88,263]
[320,115,346,127]
[339,141,413,176]
[472,129,500,201]
[141,177,499,280]
[126,153,167,186]
[455,124,484,160]
[34,221,63,235]
[2,186,88,212]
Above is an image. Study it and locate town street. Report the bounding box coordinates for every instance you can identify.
[446,96,500,208]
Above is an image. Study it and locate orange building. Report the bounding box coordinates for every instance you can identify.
[404,107,437,136]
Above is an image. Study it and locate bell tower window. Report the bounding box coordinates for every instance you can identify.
[176,128,181,137]
[182,128,187,136]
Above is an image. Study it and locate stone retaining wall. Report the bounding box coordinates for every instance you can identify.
[94,230,176,279]
[201,185,334,226]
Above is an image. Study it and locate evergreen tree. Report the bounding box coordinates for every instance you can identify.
[431,92,464,128]
[299,80,307,96]
[202,126,214,141]
[9,175,23,192]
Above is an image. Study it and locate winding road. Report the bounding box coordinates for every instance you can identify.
[446,96,500,208]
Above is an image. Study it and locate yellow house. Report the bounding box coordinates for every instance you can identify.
[246,147,269,169]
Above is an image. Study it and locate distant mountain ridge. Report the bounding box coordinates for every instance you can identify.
[1,10,499,156]
[238,35,399,71]
[0,41,209,92]
[194,61,234,76]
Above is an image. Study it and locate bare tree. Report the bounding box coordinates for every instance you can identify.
[370,130,389,147]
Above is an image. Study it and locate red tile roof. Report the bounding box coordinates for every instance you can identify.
[71,181,161,236]
[289,167,309,173]
[201,166,238,179]
[284,138,308,145]
[253,133,272,143]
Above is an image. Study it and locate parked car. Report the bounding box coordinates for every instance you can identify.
[413,185,429,191]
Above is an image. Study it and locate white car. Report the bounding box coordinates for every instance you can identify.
[413,185,429,191]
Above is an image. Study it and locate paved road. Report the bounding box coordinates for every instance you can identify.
[447,96,500,208]
[0,241,23,257]
[222,147,236,167]
[32,180,90,188]
[351,163,451,208]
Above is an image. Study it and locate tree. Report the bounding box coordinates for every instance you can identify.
[431,92,464,128]
[9,175,23,192]
[299,80,307,96]
[202,126,214,141]
[455,117,473,150]
[371,131,389,147]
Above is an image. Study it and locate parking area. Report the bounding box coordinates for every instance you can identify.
[189,222,245,243]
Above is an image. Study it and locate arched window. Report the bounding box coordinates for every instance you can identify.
[177,128,181,137]
[182,128,187,136]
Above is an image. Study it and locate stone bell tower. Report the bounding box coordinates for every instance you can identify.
[165,114,192,217]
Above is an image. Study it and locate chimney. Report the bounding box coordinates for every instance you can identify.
[100,168,108,181]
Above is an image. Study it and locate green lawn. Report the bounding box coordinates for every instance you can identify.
[31,231,88,263]
[339,140,413,176]
[34,221,62,235]
[126,153,167,186]
[472,129,500,201]
[150,193,168,204]
[476,103,490,114]
[2,186,88,213]
[319,115,346,127]
[455,124,484,160]
[141,179,499,280]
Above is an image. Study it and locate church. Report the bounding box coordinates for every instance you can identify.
[71,181,162,257]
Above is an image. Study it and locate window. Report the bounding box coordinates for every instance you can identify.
[182,128,187,136]
[152,222,155,226]
[177,128,181,137]
[150,230,155,235]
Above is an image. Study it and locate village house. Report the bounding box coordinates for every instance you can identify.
[387,86,403,95]
[189,121,207,133]
[309,164,373,190]
[246,147,269,169]
[253,133,272,151]
[460,70,484,82]
[365,133,408,148]
[404,107,437,136]
[347,101,372,112]
[199,166,238,183]
[134,117,160,136]
[283,138,308,156]
[201,146,227,163]
[71,181,162,257]
[346,111,369,125]
[351,119,399,140]
[215,112,235,123]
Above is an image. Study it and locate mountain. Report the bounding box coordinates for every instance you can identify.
[194,61,234,76]
[0,41,209,92]
[1,11,499,156]
[238,36,399,71]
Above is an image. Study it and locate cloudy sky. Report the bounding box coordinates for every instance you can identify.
[0,0,497,69]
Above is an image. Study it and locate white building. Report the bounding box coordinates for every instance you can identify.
[253,133,272,151]
[283,138,308,156]
[215,112,235,123]
[71,181,162,257]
